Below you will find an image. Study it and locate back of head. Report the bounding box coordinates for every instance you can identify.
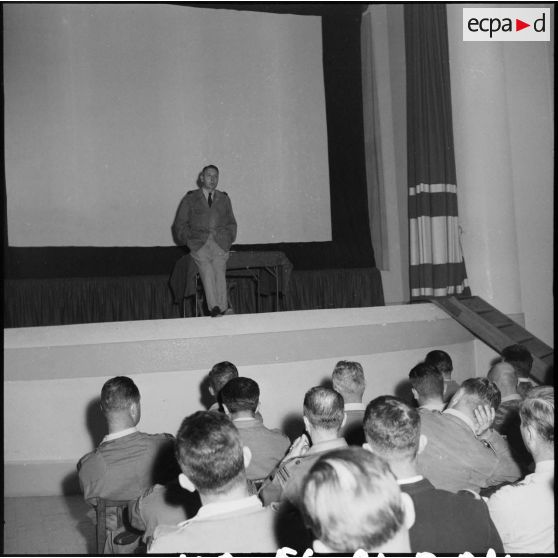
[501,344,533,378]
[301,447,408,553]
[101,376,140,415]
[487,361,518,395]
[303,386,345,432]
[409,363,444,401]
[363,396,420,461]
[332,361,365,401]
[519,386,554,445]
[452,377,501,410]
[220,377,259,414]
[425,350,453,377]
[208,361,239,394]
[176,411,244,495]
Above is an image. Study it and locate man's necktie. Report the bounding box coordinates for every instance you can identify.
[208,193,213,207]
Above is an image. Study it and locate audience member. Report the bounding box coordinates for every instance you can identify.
[301,447,414,553]
[487,387,554,554]
[129,479,200,547]
[487,361,532,473]
[149,411,279,553]
[501,344,538,398]
[417,377,522,493]
[425,349,459,402]
[331,360,366,445]
[77,377,176,553]
[207,361,238,412]
[220,377,290,482]
[260,386,347,506]
[409,362,445,411]
[363,396,503,553]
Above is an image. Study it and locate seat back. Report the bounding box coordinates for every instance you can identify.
[95,498,141,554]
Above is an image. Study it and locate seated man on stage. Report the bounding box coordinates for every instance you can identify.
[77,376,177,553]
[172,164,237,317]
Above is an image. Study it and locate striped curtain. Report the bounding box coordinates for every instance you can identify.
[405,5,470,300]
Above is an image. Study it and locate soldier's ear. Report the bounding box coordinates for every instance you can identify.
[418,434,428,454]
[178,473,196,493]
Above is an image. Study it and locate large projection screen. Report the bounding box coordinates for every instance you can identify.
[4,4,332,247]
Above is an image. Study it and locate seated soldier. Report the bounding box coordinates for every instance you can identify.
[501,344,539,398]
[486,387,554,554]
[129,478,201,548]
[487,361,532,473]
[260,386,348,506]
[220,377,290,483]
[363,396,503,554]
[409,362,446,411]
[207,361,238,412]
[148,411,280,553]
[417,377,522,494]
[332,360,367,445]
[77,376,176,553]
[300,447,415,553]
[425,349,459,402]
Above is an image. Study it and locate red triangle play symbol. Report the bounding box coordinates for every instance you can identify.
[516,19,530,31]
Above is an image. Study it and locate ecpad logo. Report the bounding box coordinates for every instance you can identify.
[463,8,550,41]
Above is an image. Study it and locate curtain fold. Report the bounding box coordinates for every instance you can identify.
[4,269,384,327]
[405,5,470,299]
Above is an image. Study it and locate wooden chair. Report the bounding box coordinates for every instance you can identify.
[95,498,144,554]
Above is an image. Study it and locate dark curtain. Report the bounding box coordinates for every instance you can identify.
[405,5,470,299]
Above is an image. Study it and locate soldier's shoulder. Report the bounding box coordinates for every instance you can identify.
[186,189,199,196]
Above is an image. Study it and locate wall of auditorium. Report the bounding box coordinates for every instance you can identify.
[447,4,553,347]
[4,304,504,496]
[376,4,553,345]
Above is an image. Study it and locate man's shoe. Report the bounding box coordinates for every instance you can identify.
[222,307,234,316]
[210,306,223,318]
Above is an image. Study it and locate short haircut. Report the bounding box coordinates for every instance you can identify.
[301,447,406,552]
[487,361,518,389]
[363,396,420,459]
[175,411,244,494]
[501,344,533,377]
[202,164,219,174]
[100,376,140,413]
[409,363,444,400]
[303,387,345,431]
[519,386,554,444]
[208,361,239,394]
[425,350,453,376]
[459,377,501,410]
[332,361,366,398]
[220,377,259,414]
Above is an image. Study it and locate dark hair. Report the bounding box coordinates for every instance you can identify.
[175,411,244,494]
[459,377,501,410]
[409,363,444,399]
[208,361,239,394]
[501,344,533,377]
[100,376,140,413]
[202,164,219,174]
[301,447,405,552]
[303,387,345,430]
[425,350,453,376]
[363,396,420,458]
[332,361,365,398]
[220,377,260,414]
[520,386,554,444]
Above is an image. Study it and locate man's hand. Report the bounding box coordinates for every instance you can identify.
[473,404,495,437]
[286,433,311,459]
